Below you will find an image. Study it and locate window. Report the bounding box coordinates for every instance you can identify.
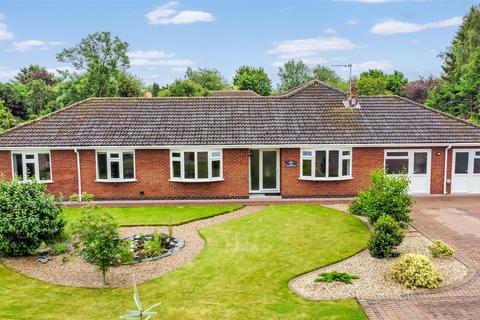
[170,150,223,181]
[454,152,469,174]
[385,152,409,175]
[12,152,52,182]
[413,152,428,174]
[96,150,135,181]
[300,148,352,180]
[474,152,480,174]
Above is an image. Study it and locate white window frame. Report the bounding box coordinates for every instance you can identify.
[95,150,136,182]
[299,147,352,181]
[453,149,480,176]
[170,150,223,182]
[11,151,53,183]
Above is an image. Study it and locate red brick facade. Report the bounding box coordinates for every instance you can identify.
[0,146,475,199]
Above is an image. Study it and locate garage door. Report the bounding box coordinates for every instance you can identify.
[451,150,480,194]
[384,149,431,194]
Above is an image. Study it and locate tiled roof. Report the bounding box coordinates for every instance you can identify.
[1,80,480,148]
[211,90,260,97]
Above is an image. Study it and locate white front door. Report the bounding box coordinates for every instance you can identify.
[249,149,280,193]
[384,150,431,194]
[452,150,480,194]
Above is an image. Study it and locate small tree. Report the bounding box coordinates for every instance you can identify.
[0,179,64,256]
[233,66,272,96]
[368,214,404,258]
[277,60,312,92]
[72,206,120,284]
[161,79,210,97]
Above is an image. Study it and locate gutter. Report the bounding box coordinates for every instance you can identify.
[444,145,452,195]
[74,148,82,202]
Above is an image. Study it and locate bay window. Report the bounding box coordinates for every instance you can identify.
[12,152,52,182]
[171,150,222,181]
[300,148,352,180]
[96,150,135,181]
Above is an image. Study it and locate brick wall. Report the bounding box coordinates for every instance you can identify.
[0,151,12,180]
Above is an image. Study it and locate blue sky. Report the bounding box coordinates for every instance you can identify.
[0,0,476,86]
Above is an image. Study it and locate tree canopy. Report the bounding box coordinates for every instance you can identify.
[160,79,210,97]
[185,67,229,91]
[277,60,312,92]
[356,69,407,96]
[233,66,272,96]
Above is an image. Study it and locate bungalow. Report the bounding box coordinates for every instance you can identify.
[0,80,479,200]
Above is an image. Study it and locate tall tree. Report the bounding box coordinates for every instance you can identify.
[356,69,390,96]
[185,67,229,90]
[151,82,160,97]
[25,80,59,115]
[404,76,438,104]
[161,79,210,97]
[277,60,311,92]
[312,65,348,91]
[15,65,57,86]
[386,71,408,96]
[0,99,17,133]
[56,31,130,97]
[233,66,272,96]
[0,83,29,119]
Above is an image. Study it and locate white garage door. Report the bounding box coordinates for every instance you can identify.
[384,149,431,194]
[451,150,480,194]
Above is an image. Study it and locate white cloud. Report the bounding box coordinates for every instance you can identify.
[346,19,359,26]
[146,1,214,25]
[6,40,63,52]
[128,50,174,59]
[370,16,462,35]
[130,58,193,67]
[325,28,336,34]
[352,60,394,73]
[0,66,17,81]
[272,56,328,68]
[0,17,13,40]
[267,37,356,57]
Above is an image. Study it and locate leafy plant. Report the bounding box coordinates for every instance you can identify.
[428,240,454,258]
[72,205,120,284]
[117,240,134,264]
[391,253,442,289]
[351,168,413,226]
[144,232,168,257]
[315,271,359,284]
[51,242,70,255]
[368,214,404,259]
[69,192,94,202]
[0,179,64,256]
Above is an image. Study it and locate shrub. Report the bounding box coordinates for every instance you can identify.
[72,206,120,284]
[391,253,442,289]
[69,192,94,202]
[117,240,134,264]
[144,232,168,257]
[428,240,454,258]
[351,169,413,226]
[315,271,359,284]
[51,242,69,255]
[368,214,404,258]
[0,179,64,256]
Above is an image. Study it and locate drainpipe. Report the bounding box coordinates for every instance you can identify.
[74,148,82,202]
[444,145,452,195]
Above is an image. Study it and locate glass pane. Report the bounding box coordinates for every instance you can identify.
[315,151,326,177]
[123,153,134,179]
[172,152,181,158]
[97,153,107,179]
[250,150,259,191]
[211,151,221,158]
[173,160,181,178]
[328,150,339,177]
[110,161,120,179]
[184,152,195,179]
[26,162,36,179]
[386,152,408,157]
[110,153,120,159]
[302,159,312,177]
[474,159,480,174]
[25,154,35,160]
[413,152,427,174]
[38,154,51,181]
[455,152,469,174]
[212,160,221,178]
[342,158,350,176]
[262,151,277,189]
[198,152,208,179]
[342,150,350,156]
[13,154,23,179]
[476,151,480,157]
[385,158,409,174]
[302,150,312,157]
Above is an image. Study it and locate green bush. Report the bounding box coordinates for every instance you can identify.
[391,253,442,289]
[315,271,359,284]
[117,240,134,264]
[350,169,413,226]
[144,232,168,257]
[72,206,120,284]
[0,179,64,256]
[51,242,69,255]
[368,214,404,258]
[69,192,94,202]
[428,240,454,258]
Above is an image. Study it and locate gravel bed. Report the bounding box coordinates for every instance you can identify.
[1,206,265,288]
[289,231,468,300]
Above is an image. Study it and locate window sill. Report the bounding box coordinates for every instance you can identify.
[95,179,137,183]
[169,178,224,183]
[298,176,353,182]
[19,179,54,184]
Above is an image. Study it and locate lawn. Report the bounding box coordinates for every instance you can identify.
[63,205,242,226]
[0,205,370,319]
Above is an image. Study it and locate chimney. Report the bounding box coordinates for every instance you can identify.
[343,83,360,109]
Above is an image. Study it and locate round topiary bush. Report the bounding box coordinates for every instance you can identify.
[428,240,454,258]
[368,214,404,259]
[0,179,64,256]
[391,253,442,289]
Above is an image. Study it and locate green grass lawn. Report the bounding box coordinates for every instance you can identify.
[0,205,370,319]
[63,205,242,226]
